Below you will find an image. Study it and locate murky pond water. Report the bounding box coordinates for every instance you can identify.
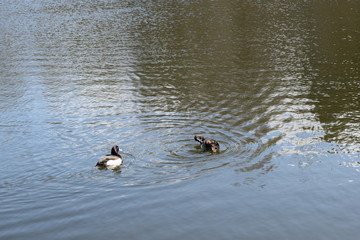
[1,1,360,239]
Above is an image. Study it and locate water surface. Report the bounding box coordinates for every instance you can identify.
[1,1,360,239]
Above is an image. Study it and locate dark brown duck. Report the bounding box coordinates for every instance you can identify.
[194,135,220,153]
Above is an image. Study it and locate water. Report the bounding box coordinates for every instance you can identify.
[1,0,360,239]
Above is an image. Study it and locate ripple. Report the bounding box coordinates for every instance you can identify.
[88,109,279,186]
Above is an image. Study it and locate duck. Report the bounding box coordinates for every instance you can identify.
[194,135,220,153]
[96,145,123,169]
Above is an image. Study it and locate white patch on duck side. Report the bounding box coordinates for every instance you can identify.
[106,158,123,167]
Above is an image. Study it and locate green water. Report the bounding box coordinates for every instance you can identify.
[0,1,359,239]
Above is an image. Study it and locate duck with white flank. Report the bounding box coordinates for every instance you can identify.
[96,145,123,169]
[194,135,220,153]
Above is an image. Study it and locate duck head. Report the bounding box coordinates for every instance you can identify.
[210,142,220,153]
[110,145,121,157]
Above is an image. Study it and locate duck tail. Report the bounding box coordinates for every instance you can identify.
[194,135,205,143]
[95,162,104,167]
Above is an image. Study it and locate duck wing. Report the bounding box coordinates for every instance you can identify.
[96,155,121,167]
[204,139,218,145]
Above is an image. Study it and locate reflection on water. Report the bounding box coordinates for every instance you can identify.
[1,0,360,239]
[307,2,360,153]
